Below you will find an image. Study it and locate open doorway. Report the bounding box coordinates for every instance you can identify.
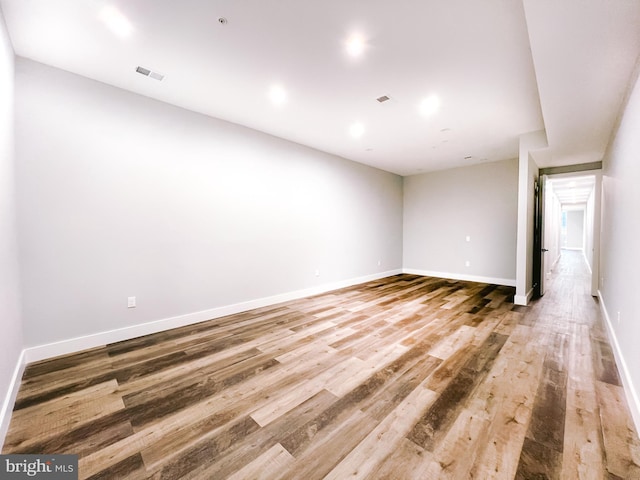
[535,172,600,297]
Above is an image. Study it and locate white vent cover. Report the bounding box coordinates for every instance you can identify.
[376,95,390,103]
[136,66,164,81]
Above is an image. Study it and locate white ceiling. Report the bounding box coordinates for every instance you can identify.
[1,0,639,176]
[548,174,596,206]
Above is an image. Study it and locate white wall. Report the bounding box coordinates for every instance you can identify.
[565,209,585,250]
[0,6,23,445]
[403,159,518,285]
[15,59,403,349]
[543,180,562,280]
[584,188,595,270]
[600,64,640,430]
[515,131,544,304]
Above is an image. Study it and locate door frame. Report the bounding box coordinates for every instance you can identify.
[535,167,602,298]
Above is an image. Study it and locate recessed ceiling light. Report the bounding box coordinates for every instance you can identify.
[269,85,287,106]
[349,122,365,138]
[346,34,366,57]
[419,95,440,117]
[99,6,133,38]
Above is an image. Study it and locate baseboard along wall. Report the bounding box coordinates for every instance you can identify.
[0,350,26,448]
[598,290,640,436]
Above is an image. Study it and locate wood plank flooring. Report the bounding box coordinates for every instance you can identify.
[3,250,640,479]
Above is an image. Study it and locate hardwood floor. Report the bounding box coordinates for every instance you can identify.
[3,250,640,479]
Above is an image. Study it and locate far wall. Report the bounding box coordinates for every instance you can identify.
[403,159,518,285]
[565,209,585,250]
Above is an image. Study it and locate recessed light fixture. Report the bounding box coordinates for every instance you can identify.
[349,122,365,138]
[346,34,366,57]
[269,85,287,106]
[419,95,440,117]
[99,5,133,38]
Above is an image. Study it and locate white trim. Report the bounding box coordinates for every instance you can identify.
[402,268,516,287]
[0,350,26,448]
[514,288,534,306]
[598,291,640,435]
[24,269,403,363]
[583,251,592,275]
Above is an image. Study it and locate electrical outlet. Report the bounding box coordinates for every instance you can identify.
[127,296,136,308]
[315,269,320,277]
[466,235,471,242]
[377,259,381,266]
[465,260,471,267]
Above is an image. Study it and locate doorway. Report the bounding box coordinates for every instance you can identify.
[533,171,600,298]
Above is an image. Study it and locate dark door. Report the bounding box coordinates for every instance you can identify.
[532,176,546,298]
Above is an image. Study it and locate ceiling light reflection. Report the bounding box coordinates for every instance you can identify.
[350,122,365,138]
[419,95,440,116]
[99,5,133,38]
[346,34,366,57]
[269,85,287,106]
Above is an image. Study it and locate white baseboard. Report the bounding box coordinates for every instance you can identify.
[514,288,534,306]
[24,269,403,363]
[0,350,26,448]
[402,268,516,288]
[598,291,640,435]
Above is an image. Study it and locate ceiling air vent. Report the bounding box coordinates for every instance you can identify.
[136,66,164,81]
[376,95,390,103]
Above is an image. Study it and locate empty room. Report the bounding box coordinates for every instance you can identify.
[1,1,639,479]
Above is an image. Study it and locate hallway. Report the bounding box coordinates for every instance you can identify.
[514,249,640,478]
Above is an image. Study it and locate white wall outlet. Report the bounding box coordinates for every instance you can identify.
[465,260,471,267]
[377,259,381,266]
[127,296,136,308]
[315,269,320,277]
[466,235,471,242]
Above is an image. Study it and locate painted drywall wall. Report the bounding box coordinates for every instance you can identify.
[402,159,518,285]
[600,63,640,429]
[15,59,403,348]
[543,180,561,281]
[0,6,23,444]
[565,209,585,250]
[585,188,595,270]
[515,131,544,304]
[525,155,538,295]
